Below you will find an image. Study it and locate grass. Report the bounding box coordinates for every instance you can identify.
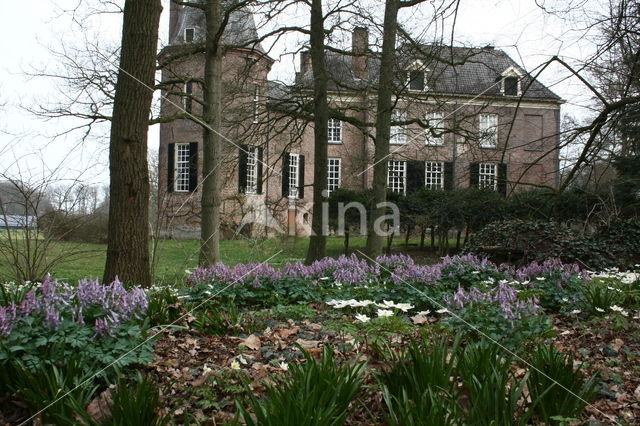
[1,234,457,284]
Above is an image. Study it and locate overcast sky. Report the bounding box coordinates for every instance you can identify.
[0,0,607,187]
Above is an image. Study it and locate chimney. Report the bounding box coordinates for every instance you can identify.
[169,3,181,42]
[352,26,368,80]
[300,50,312,75]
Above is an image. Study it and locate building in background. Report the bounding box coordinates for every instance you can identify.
[158,6,562,238]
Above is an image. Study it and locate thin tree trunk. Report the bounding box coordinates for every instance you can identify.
[430,227,435,248]
[463,225,470,245]
[386,223,394,254]
[344,230,350,254]
[405,225,410,246]
[305,0,329,264]
[419,227,425,249]
[200,0,223,266]
[365,0,399,259]
[103,0,161,286]
[455,229,461,250]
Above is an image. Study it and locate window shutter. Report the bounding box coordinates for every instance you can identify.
[298,155,305,198]
[444,161,454,190]
[282,152,290,197]
[256,147,264,194]
[406,161,425,193]
[469,162,479,188]
[167,143,175,192]
[497,163,508,196]
[188,142,198,192]
[238,144,248,193]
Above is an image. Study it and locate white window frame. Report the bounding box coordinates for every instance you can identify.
[252,85,260,124]
[406,60,427,92]
[328,118,342,144]
[245,147,259,194]
[501,66,523,97]
[387,160,407,194]
[425,161,444,189]
[327,158,341,194]
[174,143,191,192]
[425,112,444,146]
[478,163,498,190]
[390,110,407,145]
[288,153,300,199]
[184,27,195,42]
[479,114,498,148]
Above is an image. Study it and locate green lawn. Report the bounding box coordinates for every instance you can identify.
[1,235,454,284]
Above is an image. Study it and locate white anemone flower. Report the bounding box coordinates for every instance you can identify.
[436,308,449,314]
[230,361,241,370]
[377,309,394,317]
[279,361,289,371]
[595,307,605,313]
[355,314,371,323]
[394,303,415,312]
[570,309,582,314]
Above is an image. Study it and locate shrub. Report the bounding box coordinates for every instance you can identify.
[376,338,461,426]
[39,210,108,244]
[102,373,169,426]
[0,276,153,373]
[443,283,553,350]
[527,345,598,425]
[237,347,365,426]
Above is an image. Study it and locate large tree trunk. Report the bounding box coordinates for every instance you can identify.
[365,0,399,259]
[103,0,162,286]
[200,0,223,266]
[304,0,329,264]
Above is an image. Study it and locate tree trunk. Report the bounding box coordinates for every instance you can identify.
[430,227,435,248]
[455,229,462,250]
[365,0,399,259]
[305,0,329,264]
[419,227,426,249]
[344,229,350,254]
[103,0,161,286]
[200,0,223,266]
[405,225,411,246]
[463,225,470,245]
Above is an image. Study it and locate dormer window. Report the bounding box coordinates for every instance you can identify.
[404,60,427,92]
[185,28,195,42]
[501,66,523,97]
[504,77,518,96]
[408,71,425,91]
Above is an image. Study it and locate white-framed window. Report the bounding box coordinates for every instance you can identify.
[328,118,342,144]
[174,143,191,192]
[183,82,193,113]
[478,163,498,190]
[425,161,444,189]
[327,158,341,194]
[184,27,195,42]
[408,70,425,91]
[288,153,300,199]
[390,110,406,145]
[479,114,498,148]
[387,160,407,194]
[252,85,260,124]
[501,66,523,97]
[426,111,444,146]
[245,147,259,194]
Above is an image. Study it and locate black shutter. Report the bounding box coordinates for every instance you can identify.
[469,162,479,188]
[406,161,425,193]
[256,147,264,194]
[497,163,508,196]
[188,142,198,192]
[167,143,175,192]
[238,144,248,193]
[298,155,305,199]
[444,161,454,190]
[282,152,290,197]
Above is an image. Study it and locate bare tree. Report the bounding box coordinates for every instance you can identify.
[103,0,162,286]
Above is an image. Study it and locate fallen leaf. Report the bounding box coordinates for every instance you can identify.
[241,334,261,351]
[86,389,112,422]
[410,314,429,325]
[276,326,300,339]
[634,384,640,401]
[296,338,321,350]
[612,338,624,352]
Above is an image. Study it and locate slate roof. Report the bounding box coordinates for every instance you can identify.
[170,5,265,54]
[296,44,561,101]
